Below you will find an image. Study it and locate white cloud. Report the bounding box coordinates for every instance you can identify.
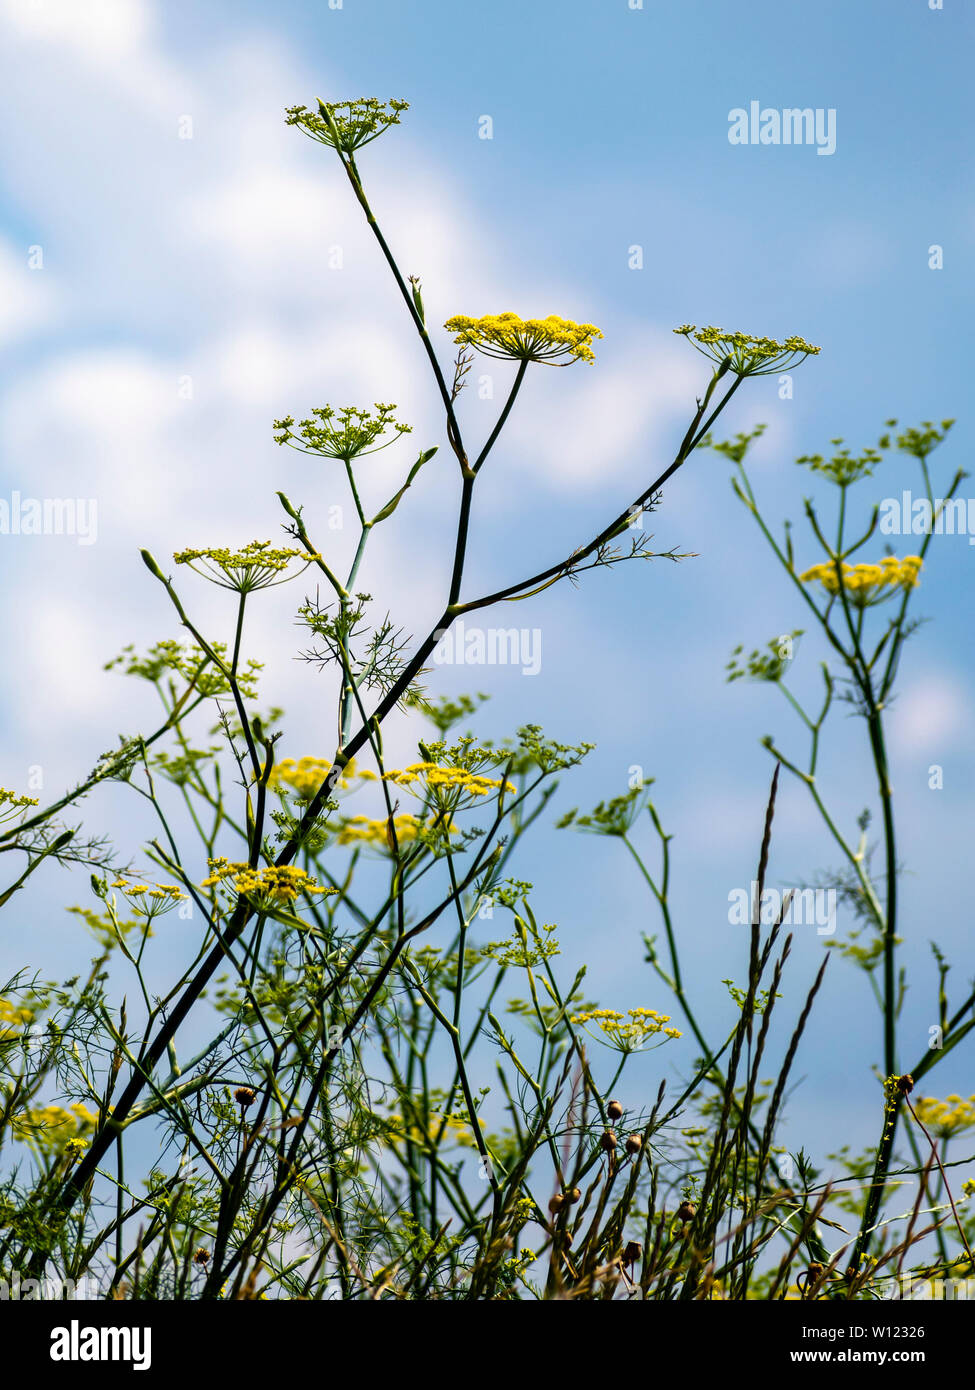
[890,672,971,754]
[0,236,56,344]
[1,0,151,59]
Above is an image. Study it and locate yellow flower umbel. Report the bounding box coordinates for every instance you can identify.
[201,858,333,910]
[570,1006,682,1054]
[444,313,603,365]
[912,1094,975,1140]
[0,995,34,1041]
[0,786,39,825]
[13,1102,99,1160]
[173,541,320,594]
[109,877,187,926]
[268,756,358,801]
[335,813,457,848]
[382,761,516,811]
[800,555,922,608]
[673,325,820,377]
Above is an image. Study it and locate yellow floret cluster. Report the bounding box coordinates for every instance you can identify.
[383,762,516,798]
[201,858,329,906]
[570,1006,682,1050]
[335,814,456,846]
[912,1093,975,1138]
[13,1102,99,1157]
[800,555,922,606]
[173,540,320,592]
[268,756,359,800]
[111,878,186,903]
[444,312,603,364]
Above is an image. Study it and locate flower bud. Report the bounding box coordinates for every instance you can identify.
[625,1133,642,1156]
[601,1130,618,1153]
[675,1201,696,1224]
[607,1100,623,1121]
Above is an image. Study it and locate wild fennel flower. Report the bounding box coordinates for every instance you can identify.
[673,324,820,376]
[570,1006,682,1053]
[0,995,34,1040]
[799,555,922,607]
[335,813,457,847]
[384,762,515,797]
[13,1102,99,1158]
[268,756,357,800]
[444,312,603,365]
[201,858,332,908]
[285,98,409,153]
[273,404,412,461]
[110,877,187,921]
[173,541,320,594]
[0,787,39,824]
[911,1094,975,1139]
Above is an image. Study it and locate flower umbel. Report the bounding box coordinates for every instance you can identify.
[0,787,39,825]
[201,858,334,908]
[800,555,922,607]
[173,541,320,593]
[570,1006,682,1053]
[285,98,409,153]
[673,325,820,377]
[273,404,412,461]
[444,312,603,365]
[911,1094,975,1140]
[268,757,357,801]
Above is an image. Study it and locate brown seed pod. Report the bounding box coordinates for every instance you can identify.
[601,1129,618,1152]
[234,1086,256,1109]
[607,1100,624,1121]
[625,1133,643,1155]
[193,1248,210,1266]
[566,1187,582,1204]
[548,1194,565,1214]
[897,1073,915,1095]
[623,1240,643,1266]
[675,1200,696,1224]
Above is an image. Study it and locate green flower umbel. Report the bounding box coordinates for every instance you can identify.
[273,404,412,462]
[673,325,820,377]
[285,98,409,153]
[173,540,320,594]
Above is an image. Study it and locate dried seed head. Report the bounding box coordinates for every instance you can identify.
[601,1129,618,1152]
[194,1248,210,1266]
[897,1073,915,1095]
[234,1087,256,1109]
[607,1100,624,1121]
[623,1240,643,1266]
[625,1133,642,1155]
[675,1201,696,1224]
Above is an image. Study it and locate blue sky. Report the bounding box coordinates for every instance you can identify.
[1,0,973,1181]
